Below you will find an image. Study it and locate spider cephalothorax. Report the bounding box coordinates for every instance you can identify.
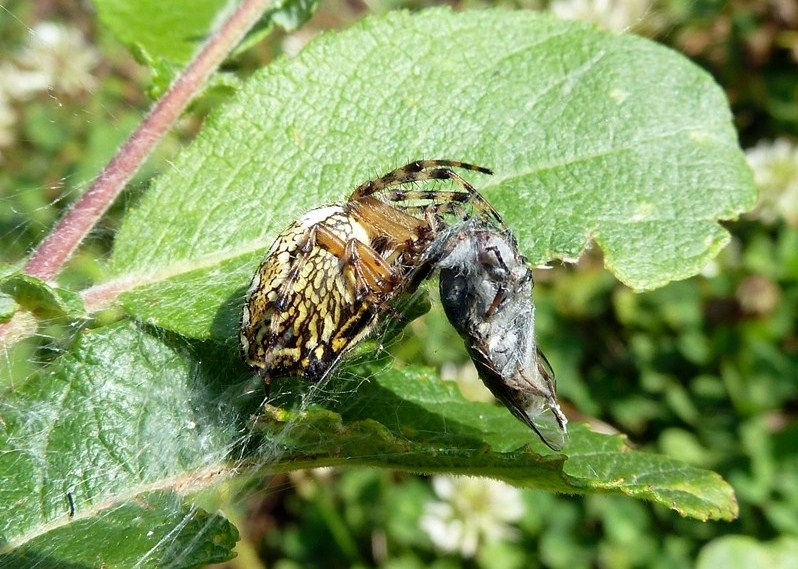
[240,160,498,383]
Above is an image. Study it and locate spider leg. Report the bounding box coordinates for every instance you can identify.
[255,225,324,376]
[485,284,511,318]
[315,225,413,351]
[396,200,466,221]
[373,169,505,228]
[246,243,311,380]
[479,243,510,273]
[478,240,514,318]
[382,189,473,204]
[351,160,492,200]
[313,224,400,298]
[351,161,502,225]
[271,220,397,307]
[262,222,401,379]
[271,225,319,312]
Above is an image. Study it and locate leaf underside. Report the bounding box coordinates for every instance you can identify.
[0,321,737,566]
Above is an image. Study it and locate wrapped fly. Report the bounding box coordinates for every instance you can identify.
[427,216,568,450]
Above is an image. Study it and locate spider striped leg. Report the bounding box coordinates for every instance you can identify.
[251,224,324,379]
[263,223,403,379]
[270,224,321,312]
[393,195,506,231]
[369,169,504,228]
[350,160,492,200]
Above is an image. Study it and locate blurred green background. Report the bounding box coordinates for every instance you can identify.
[1,0,796,567]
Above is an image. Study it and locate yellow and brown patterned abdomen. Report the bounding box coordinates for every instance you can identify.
[240,206,377,382]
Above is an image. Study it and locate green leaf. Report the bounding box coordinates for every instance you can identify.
[0,491,238,569]
[269,0,318,31]
[94,0,223,93]
[102,9,754,344]
[5,11,746,558]
[262,366,738,521]
[0,320,736,566]
[0,321,243,566]
[0,273,86,319]
[93,0,320,94]
[235,0,321,56]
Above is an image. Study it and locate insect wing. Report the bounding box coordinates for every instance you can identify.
[528,347,568,450]
[527,406,568,451]
[470,346,567,451]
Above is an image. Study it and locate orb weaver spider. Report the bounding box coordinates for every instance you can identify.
[426,216,568,450]
[240,160,499,384]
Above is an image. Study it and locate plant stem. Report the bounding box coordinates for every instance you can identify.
[23,0,273,282]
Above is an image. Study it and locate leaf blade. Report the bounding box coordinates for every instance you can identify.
[103,9,754,339]
[1,321,735,569]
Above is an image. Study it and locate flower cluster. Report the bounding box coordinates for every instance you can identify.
[746,138,798,227]
[549,0,656,33]
[420,475,525,558]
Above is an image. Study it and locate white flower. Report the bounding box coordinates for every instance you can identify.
[746,138,798,227]
[549,0,656,34]
[0,61,50,102]
[420,475,525,558]
[16,22,99,96]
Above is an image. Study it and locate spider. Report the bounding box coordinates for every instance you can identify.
[240,160,499,384]
[425,215,568,450]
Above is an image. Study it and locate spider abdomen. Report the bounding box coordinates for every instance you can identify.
[241,206,374,381]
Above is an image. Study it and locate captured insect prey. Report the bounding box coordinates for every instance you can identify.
[426,216,568,450]
[240,160,499,384]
